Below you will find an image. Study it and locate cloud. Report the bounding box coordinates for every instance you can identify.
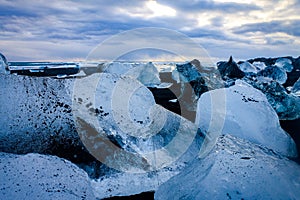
[115,48,184,62]
[160,0,260,12]
[1,40,93,61]
[0,0,299,61]
[233,20,300,37]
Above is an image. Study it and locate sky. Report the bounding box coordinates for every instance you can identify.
[0,0,299,62]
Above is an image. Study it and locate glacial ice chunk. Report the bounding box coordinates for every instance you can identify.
[275,58,293,72]
[170,59,224,112]
[0,52,9,74]
[243,77,300,120]
[0,152,95,199]
[73,73,201,172]
[257,65,287,84]
[252,61,267,71]
[195,80,297,157]
[0,74,79,154]
[102,62,134,75]
[155,135,300,200]
[102,62,161,87]
[238,61,259,73]
[126,62,161,87]
[174,61,201,83]
[217,56,245,79]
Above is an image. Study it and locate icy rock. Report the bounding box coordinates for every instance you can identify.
[0,74,80,154]
[252,61,267,71]
[242,56,299,87]
[217,56,245,79]
[286,86,293,92]
[103,62,161,87]
[244,77,300,120]
[83,116,203,198]
[73,73,203,173]
[155,135,300,200]
[284,56,300,87]
[173,61,202,83]
[154,82,173,89]
[171,59,224,111]
[0,152,95,200]
[172,61,208,102]
[247,57,274,67]
[238,61,259,73]
[102,62,134,75]
[195,80,297,157]
[291,77,300,96]
[275,57,293,72]
[159,65,173,73]
[91,160,188,199]
[257,65,287,84]
[73,73,205,197]
[78,62,105,76]
[173,59,221,85]
[0,52,9,74]
[127,62,161,87]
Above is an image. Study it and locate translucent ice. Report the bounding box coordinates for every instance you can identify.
[126,62,161,87]
[102,62,161,87]
[252,61,267,71]
[155,135,300,200]
[102,62,134,75]
[275,58,293,72]
[173,61,201,83]
[171,60,224,112]
[238,61,259,73]
[257,65,287,84]
[0,52,9,74]
[0,152,95,199]
[195,80,297,157]
[73,73,201,172]
[243,78,300,120]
